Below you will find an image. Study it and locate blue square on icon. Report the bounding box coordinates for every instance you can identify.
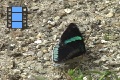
[12,22,22,28]
[12,13,22,21]
[12,7,22,12]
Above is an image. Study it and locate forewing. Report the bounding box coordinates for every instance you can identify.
[60,23,83,43]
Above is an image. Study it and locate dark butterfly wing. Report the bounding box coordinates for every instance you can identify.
[53,41,86,63]
[53,44,73,62]
[53,23,86,63]
[60,23,83,43]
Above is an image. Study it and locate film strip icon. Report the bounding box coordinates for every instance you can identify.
[7,7,27,29]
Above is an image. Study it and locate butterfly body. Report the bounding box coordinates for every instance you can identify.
[53,23,86,63]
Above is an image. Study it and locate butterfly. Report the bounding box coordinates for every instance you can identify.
[53,23,86,64]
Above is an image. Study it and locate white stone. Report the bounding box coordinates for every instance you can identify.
[64,8,72,14]
[101,40,108,43]
[106,12,114,17]
[13,69,21,74]
[83,76,88,80]
[47,20,55,26]
[34,40,42,44]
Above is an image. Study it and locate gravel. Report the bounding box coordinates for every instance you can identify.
[0,0,120,80]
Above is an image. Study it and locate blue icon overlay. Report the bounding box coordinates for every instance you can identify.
[7,7,27,29]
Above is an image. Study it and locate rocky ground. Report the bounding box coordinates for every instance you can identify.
[0,0,120,80]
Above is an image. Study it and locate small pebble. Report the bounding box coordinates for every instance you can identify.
[64,8,72,14]
[36,33,42,39]
[105,0,109,3]
[98,48,108,52]
[34,40,42,44]
[101,40,108,43]
[13,69,21,74]
[42,49,48,53]
[47,20,55,26]
[37,51,43,57]
[83,77,88,80]
[54,16,60,21]
[43,54,50,61]
[54,75,61,79]
[105,11,114,17]
[100,55,108,61]
[9,44,15,50]
[23,51,35,56]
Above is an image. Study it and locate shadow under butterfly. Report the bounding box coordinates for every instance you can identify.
[53,23,86,67]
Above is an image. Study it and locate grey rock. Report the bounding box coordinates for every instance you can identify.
[36,51,43,58]
[23,51,35,56]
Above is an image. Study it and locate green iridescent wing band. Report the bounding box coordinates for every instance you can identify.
[64,36,82,44]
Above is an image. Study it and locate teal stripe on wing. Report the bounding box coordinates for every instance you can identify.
[64,36,82,44]
[53,44,59,61]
